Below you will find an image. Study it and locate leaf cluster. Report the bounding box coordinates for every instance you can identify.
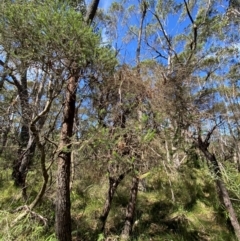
[0,0,116,69]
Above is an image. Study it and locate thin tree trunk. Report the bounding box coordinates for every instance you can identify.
[99,168,131,233]
[29,141,49,210]
[197,136,240,240]
[84,0,100,24]
[136,0,147,74]
[18,71,30,149]
[0,62,36,182]
[0,102,14,156]
[0,116,12,156]
[55,76,77,241]
[19,135,35,200]
[99,176,122,232]
[119,8,146,237]
[55,1,100,239]
[217,178,240,239]
[121,176,139,240]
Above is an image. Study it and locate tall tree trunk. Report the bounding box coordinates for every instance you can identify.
[55,76,77,241]
[121,176,139,240]
[197,136,240,240]
[55,1,100,239]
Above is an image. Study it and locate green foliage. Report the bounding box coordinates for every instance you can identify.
[0,154,239,240]
[0,0,117,69]
[0,209,54,241]
[222,162,240,216]
[142,129,155,143]
[0,0,240,240]
[97,233,105,241]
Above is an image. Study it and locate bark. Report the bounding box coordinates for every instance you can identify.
[0,111,13,156]
[99,176,122,232]
[0,105,13,156]
[121,176,139,240]
[18,71,30,149]
[55,1,99,239]
[20,136,36,200]
[0,130,8,155]
[12,137,36,199]
[0,80,3,90]
[55,76,77,241]
[197,137,240,240]
[217,178,240,239]
[84,0,100,24]
[12,71,52,198]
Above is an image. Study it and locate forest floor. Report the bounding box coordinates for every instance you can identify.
[0,161,238,241]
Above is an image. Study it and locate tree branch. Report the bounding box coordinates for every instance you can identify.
[0,59,22,90]
[183,0,198,54]
[149,10,179,63]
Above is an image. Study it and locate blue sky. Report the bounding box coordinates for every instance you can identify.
[99,0,114,10]
[85,0,115,11]
[91,0,189,65]
[91,0,238,66]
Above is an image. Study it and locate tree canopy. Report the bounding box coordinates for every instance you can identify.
[0,0,240,240]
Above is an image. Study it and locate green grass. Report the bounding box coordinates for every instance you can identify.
[0,162,238,241]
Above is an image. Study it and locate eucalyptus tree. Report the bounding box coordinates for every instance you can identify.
[53,1,118,240]
[100,0,240,239]
[0,0,117,240]
[0,0,64,196]
[148,1,240,239]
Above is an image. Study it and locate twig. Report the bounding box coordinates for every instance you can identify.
[11,205,48,227]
